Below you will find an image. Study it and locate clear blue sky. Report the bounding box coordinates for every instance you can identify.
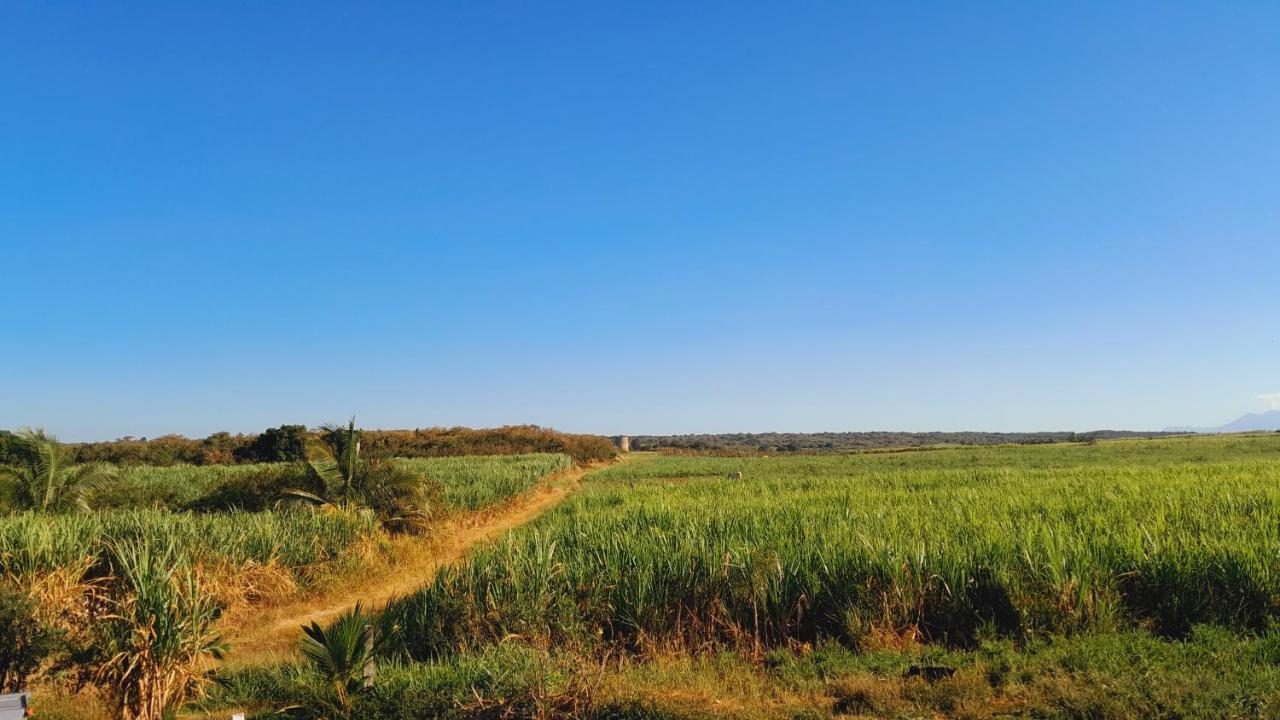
[2,3,1278,440]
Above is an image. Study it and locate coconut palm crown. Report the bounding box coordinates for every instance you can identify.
[0,428,116,511]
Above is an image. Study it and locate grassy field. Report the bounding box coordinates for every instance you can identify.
[90,452,574,513]
[0,453,573,578]
[24,436,1280,718]
[384,435,1280,658]
[199,433,1273,718]
[0,508,375,576]
[2,451,579,720]
[396,453,574,510]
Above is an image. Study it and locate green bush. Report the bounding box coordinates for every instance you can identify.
[185,465,307,512]
[237,425,309,463]
[0,585,57,691]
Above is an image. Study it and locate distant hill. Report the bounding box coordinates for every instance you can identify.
[1165,410,1280,434]
[630,430,1182,454]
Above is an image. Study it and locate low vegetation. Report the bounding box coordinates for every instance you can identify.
[15,430,1280,718]
[0,423,580,719]
[203,627,1280,719]
[384,435,1280,661]
[0,508,376,578]
[398,453,573,511]
[296,603,389,719]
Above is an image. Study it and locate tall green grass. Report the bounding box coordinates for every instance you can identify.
[0,453,573,580]
[394,454,573,511]
[93,463,284,510]
[383,435,1280,658]
[88,453,573,513]
[0,509,376,575]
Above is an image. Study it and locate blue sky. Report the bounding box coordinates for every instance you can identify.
[2,3,1278,440]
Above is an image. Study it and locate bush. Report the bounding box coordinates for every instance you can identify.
[360,426,618,465]
[0,585,58,691]
[236,425,309,464]
[185,465,307,512]
[0,431,37,468]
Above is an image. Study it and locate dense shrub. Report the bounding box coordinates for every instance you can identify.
[236,425,309,464]
[72,434,213,466]
[0,585,57,691]
[0,431,36,468]
[184,465,307,512]
[91,541,225,720]
[361,426,617,464]
[33,425,616,467]
[91,454,571,514]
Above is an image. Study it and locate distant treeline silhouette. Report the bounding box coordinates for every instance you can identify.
[630,430,1186,454]
[0,425,617,467]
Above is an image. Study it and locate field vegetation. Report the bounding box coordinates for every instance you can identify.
[218,433,1278,719]
[383,435,1280,659]
[0,423,581,719]
[10,431,1280,718]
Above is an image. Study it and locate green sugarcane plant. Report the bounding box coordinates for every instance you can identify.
[0,428,116,511]
[93,539,226,720]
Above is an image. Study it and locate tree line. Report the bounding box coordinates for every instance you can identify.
[0,424,617,467]
[630,430,1186,453]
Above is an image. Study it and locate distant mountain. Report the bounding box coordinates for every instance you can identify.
[1164,410,1280,434]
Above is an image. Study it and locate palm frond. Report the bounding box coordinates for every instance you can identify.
[305,440,346,501]
[65,461,118,511]
[298,602,384,716]
[279,488,332,507]
[3,428,109,512]
[19,428,60,510]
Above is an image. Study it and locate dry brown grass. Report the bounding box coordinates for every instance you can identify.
[5,556,107,646]
[26,682,113,720]
[194,559,299,612]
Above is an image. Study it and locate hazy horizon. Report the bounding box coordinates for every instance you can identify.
[8,413,1274,445]
[3,4,1278,440]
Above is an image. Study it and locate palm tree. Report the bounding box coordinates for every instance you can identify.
[0,428,116,511]
[283,418,439,533]
[298,603,388,719]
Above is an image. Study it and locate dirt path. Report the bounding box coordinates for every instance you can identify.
[220,462,596,666]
